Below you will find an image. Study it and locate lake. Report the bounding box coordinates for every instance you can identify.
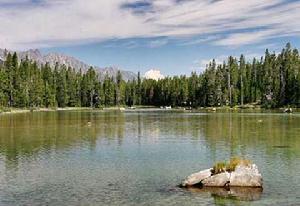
[0,110,299,205]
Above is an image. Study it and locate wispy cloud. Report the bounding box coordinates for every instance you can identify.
[214,30,277,47]
[178,35,220,46]
[148,38,168,48]
[0,0,299,49]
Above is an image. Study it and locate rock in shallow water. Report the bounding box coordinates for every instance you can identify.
[181,164,263,188]
[181,169,212,187]
[202,172,230,187]
[229,164,262,187]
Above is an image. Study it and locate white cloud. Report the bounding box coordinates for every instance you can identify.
[215,31,274,46]
[144,69,164,80]
[214,30,278,47]
[0,0,154,49]
[0,0,300,49]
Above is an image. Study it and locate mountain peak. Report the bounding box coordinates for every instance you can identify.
[28,48,41,54]
[0,48,137,81]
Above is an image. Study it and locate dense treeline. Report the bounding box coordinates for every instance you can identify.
[0,43,299,109]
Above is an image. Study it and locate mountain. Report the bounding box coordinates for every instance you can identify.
[0,48,137,81]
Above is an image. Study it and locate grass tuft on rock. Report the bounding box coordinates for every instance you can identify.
[211,157,252,175]
[211,162,227,175]
[226,157,251,172]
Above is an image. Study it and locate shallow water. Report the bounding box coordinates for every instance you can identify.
[0,110,299,205]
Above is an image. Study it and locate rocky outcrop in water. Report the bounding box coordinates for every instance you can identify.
[181,169,212,187]
[229,164,262,187]
[181,163,263,188]
[201,172,231,187]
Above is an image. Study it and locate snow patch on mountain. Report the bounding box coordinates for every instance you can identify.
[144,69,164,81]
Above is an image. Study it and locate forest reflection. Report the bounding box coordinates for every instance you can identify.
[0,111,299,165]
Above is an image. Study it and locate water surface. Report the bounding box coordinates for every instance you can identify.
[0,110,299,205]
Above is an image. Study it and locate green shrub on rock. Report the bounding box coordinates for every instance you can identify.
[211,157,252,175]
[211,162,227,175]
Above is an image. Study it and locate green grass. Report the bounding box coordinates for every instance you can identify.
[226,157,251,172]
[211,162,227,175]
[0,107,11,113]
[211,157,252,175]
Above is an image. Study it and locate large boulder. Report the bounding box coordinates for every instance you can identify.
[229,164,263,187]
[181,169,211,187]
[180,163,263,188]
[202,172,230,187]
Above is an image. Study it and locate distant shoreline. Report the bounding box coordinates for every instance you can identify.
[0,107,92,115]
[0,106,155,115]
[0,105,298,115]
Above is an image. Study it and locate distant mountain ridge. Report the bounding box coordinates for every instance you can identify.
[0,48,137,81]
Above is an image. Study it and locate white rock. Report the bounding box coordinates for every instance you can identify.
[202,172,230,187]
[181,163,263,188]
[181,169,212,187]
[229,164,263,187]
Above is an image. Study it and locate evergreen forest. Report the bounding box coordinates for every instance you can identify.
[0,43,299,109]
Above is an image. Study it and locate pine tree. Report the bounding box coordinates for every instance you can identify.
[0,63,7,106]
[137,71,142,105]
[29,62,44,107]
[86,67,97,107]
[115,70,122,106]
[55,64,68,107]
[239,55,246,106]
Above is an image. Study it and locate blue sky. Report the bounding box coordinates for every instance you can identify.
[1,0,300,76]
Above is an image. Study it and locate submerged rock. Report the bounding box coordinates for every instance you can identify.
[186,187,263,201]
[229,187,263,201]
[181,163,262,188]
